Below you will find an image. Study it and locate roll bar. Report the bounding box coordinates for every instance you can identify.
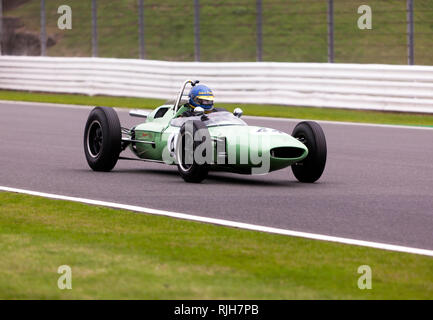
[174,79,200,112]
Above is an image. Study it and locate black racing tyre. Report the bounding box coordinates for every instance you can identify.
[84,106,121,172]
[291,121,327,183]
[176,120,211,183]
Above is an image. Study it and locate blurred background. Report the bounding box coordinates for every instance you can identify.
[1,0,432,65]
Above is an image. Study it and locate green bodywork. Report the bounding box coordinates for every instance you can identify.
[128,104,308,174]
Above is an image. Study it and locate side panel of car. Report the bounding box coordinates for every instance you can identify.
[208,126,308,172]
[132,105,175,161]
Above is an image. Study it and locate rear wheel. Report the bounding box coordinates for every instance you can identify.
[84,106,121,171]
[291,121,327,183]
[176,120,211,183]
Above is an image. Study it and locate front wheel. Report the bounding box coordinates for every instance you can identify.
[84,106,121,171]
[176,120,211,183]
[291,121,327,183]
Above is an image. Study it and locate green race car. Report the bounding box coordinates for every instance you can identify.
[84,80,327,183]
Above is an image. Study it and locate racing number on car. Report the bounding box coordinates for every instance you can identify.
[167,132,178,157]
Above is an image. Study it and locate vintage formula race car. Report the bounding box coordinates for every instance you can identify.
[84,80,327,183]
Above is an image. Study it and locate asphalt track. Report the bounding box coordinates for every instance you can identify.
[1,101,433,250]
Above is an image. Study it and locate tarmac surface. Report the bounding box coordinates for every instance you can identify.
[1,101,432,249]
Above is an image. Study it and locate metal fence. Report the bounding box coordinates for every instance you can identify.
[1,0,432,65]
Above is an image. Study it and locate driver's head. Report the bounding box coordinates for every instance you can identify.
[188,84,214,111]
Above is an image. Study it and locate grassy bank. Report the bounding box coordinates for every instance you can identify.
[0,191,432,299]
[1,89,433,127]
[4,0,433,64]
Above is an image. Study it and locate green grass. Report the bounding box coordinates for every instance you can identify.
[0,89,164,110]
[0,191,432,299]
[2,89,433,127]
[4,0,433,64]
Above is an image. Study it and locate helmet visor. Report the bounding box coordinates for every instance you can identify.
[194,96,214,106]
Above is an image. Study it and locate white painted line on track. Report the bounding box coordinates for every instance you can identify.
[1,185,433,257]
[1,99,432,130]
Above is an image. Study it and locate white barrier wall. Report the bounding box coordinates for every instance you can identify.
[1,56,433,113]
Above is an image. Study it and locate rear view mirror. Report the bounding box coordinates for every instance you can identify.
[194,107,205,115]
[233,108,243,118]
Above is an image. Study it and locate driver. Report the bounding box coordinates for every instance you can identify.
[181,84,215,117]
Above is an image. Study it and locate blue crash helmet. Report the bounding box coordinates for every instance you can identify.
[188,84,214,111]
